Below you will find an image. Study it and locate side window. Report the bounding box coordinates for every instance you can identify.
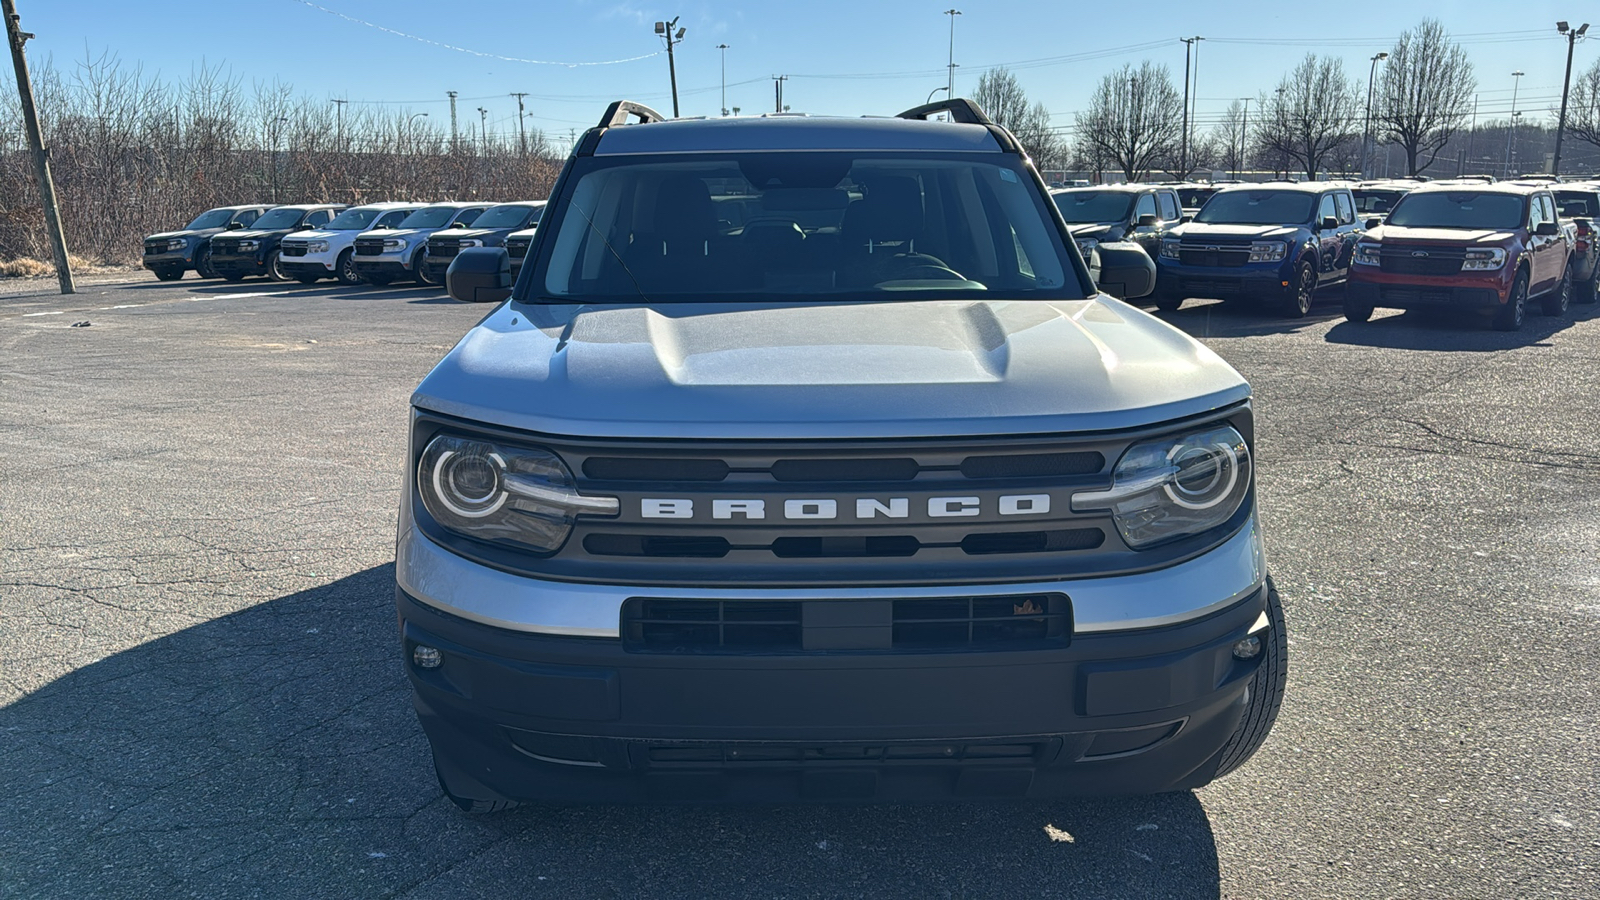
[1334,192,1354,224]
[1134,193,1158,221]
[233,209,259,227]
[1317,194,1337,225]
[454,208,485,227]
[1156,191,1180,221]
[1542,195,1558,224]
[306,210,332,227]
[1528,196,1546,229]
[376,211,408,228]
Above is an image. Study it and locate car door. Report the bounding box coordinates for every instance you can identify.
[1331,190,1359,277]
[1314,193,1340,279]
[1526,194,1554,293]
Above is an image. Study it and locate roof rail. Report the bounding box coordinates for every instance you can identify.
[896,98,994,126]
[597,100,667,128]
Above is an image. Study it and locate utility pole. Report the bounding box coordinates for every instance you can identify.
[2,0,73,294]
[716,44,729,116]
[773,75,787,113]
[1179,37,1201,178]
[331,97,347,150]
[1464,93,1478,175]
[447,90,459,151]
[510,92,528,155]
[1238,97,1251,179]
[1506,70,1524,177]
[944,9,961,98]
[654,17,685,118]
[477,107,488,154]
[1553,21,1590,176]
[1189,36,1204,176]
[1362,52,1388,179]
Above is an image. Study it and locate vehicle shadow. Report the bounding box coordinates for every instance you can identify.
[1,566,1222,899]
[1142,295,1346,339]
[1323,301,1600,351]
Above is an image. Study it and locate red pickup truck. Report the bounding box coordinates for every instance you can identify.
[1344,181,1574,331]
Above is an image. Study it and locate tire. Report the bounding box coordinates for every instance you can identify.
[335,248,361,285]
[295,274,320,285]
[195,245,217,279]
[1577,275,1600,305]
[1492,269,1529,331]
[1154,293,1183,313]
[265,250,287,282]
[414,249,438,286]
[1212,576,1289,780]
[434,758,518,814]
[1540,262,1572,317]
[1342,294,1374,323]
[223,273,246,283]
[1282,260,1316,317]
[153,268,183,282]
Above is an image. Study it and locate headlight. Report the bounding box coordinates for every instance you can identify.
[1353,242,1382,266]
[1462,247,1507,270]
[1249,241,1288,263]
[1070,424,1251,549]
[458,239,483,248]
[165,238,188,251]
[1160,240,1181,260]
[417,434,617,554]
[306,240,330,253]
[237,240,259,251]
[383,238,409,250]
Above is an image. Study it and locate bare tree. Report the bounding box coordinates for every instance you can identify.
[1209,100,1249,177]
[1073,61,1183,182]
[1375,19,1476,176]
[1256,55,1361,181]
[972,67,1064,169]
[1566,57,1600,151]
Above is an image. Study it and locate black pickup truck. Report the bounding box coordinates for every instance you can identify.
[208,204,346,281]
[141,205,272,281]
[421,202,546,284]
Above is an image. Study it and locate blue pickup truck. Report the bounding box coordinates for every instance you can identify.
[1154,182,1363,316]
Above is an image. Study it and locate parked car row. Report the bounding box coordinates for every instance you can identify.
[1049,177,1595,331]
[142,200,546,287]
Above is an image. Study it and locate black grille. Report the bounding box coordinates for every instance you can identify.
[641,739,1047,766]
[1380,248,1465,276]
[579,452,1104,484]
[506,238,531,259]
[584,528,1103,559]
[143,243,166,255]
[622,594,1070,653]
[428,239,461,259]
[584,457,730,481]
[960,451,1103,479]
[1179,247,1250,267]
[280,243,307,257]
[209,241,238,256]
[354,238,386,256]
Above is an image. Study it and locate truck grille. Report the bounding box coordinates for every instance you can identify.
[1379,247,1465,276]
[143,242,167,255]
[210,240,238,256]
[428,238,461,259]
[505,238,531,259]
[1178,243,1251,267]
[280,242,308,257]
[622,594,1070,653]
[354,238,386,256]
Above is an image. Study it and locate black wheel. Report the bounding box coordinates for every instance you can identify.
[1342,295,1374,323]
[1492,269,1529,331]
[223,272,246,283]
[414,249,438,286]
[1282,260,1315,317]
[195,245,217,279]
[1212,577,1288,780]
[153,268,183,282]
[1540,262,1572,317]
[365,273,394,286]
[265,250,288,282]
[1577,275,1600,305]
[295,274,320,285]
[335,248,361,285]
[434,758,518,814]
[1154,293,1183,313]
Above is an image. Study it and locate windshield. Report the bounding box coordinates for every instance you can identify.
[184,208,234,230]
[530,153,1081,303]
[251,208,307,230]
[470,205,536,229]
[1051,191,1134,224]
[399,207,460,229]
[1385,192,1525,229]
[1353,190,1407,215]
[325,208,383,230]
[1195,190,1315,225]
[1177,188,1216,209]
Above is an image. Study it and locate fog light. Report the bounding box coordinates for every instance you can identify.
[1232,636,1262,660]
[413,645,443,668]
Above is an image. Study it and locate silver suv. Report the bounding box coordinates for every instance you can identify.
[398,100,1285,811]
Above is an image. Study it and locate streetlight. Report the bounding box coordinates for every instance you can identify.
[944,9,961,97]
[655,18,686,118]
[926,85,949,106]
[1554,21,1590,176]
[716,43,730,116]
[1507,70,1525,177]
[1362,52,1389,180]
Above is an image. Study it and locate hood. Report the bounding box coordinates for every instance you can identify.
[506,226,540,239]
[220,228,293,241]
[286,229,354,241]
[1172,223,1301,241]
[429,226,511,241]
[1067,223,1120,240]
[1366,225,1515,245]
[359,227,431,241]
[145,228,218,241]
[413,298,1250,440]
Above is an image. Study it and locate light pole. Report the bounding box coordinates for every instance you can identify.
[406,112,428,152]
[1179,36,1203,177]
[1237,97,1251,179]
[268,116,288,203]
[1554,21,1590,176]
[716,43,729,116]
[477,107,488,154]
[1362,52,1388,179]
[944,9,961,97]
[926,85,948,106]
[1506,70,1524,176]
[655,18,685,118]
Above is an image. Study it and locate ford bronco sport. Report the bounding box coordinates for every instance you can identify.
[398,99,1285,811]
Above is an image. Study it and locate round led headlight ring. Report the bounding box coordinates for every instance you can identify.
[431,449,508,518]
[1164,441,1240,511]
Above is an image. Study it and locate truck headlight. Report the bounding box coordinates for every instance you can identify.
[306,240,330,253]
[1070,424,1251,549]
[383,238,409,250]
[237,240,259,251]
[1249,241,1288,263]
[1462,247,1507,270]
[1160,240,1181,260]
[1353,242,1382,266]
[165,238,188,251]
[417,434,617,554]
[458,239,483,248]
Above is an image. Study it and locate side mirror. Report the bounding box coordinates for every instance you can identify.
[447,247,512,303]
[1180,215,1193,223]
[226,221,245,230]
[1535,221,1560,237]
[1136,214,1159,227]
[1365,217,1383,230]
[1090,240,1156,301]
[1321,216,1339,230]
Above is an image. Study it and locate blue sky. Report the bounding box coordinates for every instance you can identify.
[8,0,1585,146]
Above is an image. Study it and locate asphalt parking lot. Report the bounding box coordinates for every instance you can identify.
[2,274,1597,899]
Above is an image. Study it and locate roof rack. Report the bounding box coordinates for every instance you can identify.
[597,100,667,128]
[896,98,994,126]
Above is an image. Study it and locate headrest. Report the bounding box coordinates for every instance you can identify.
[842,176,925,240]
[654,175,716,239]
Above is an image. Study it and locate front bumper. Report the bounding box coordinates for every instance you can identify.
[1348,267,1509,310]
[353,251,416,279]
[209,253,267,276]
[142,249,193,270]
[279,258,337,279]
[397,520,1270,803]
[1156,261,1293,300]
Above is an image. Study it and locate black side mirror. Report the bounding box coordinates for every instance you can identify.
[1180,215,1193,224]
[1535,221,1560,237]
[447,247,512,303]
[1090,240,1156,301]
[1136,214,1160,227]
[1321,216,1340,230]
[226,221,245,230]
[1365,217,1383,230]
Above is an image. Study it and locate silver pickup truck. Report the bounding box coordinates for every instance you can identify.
[398,100,1285,811]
